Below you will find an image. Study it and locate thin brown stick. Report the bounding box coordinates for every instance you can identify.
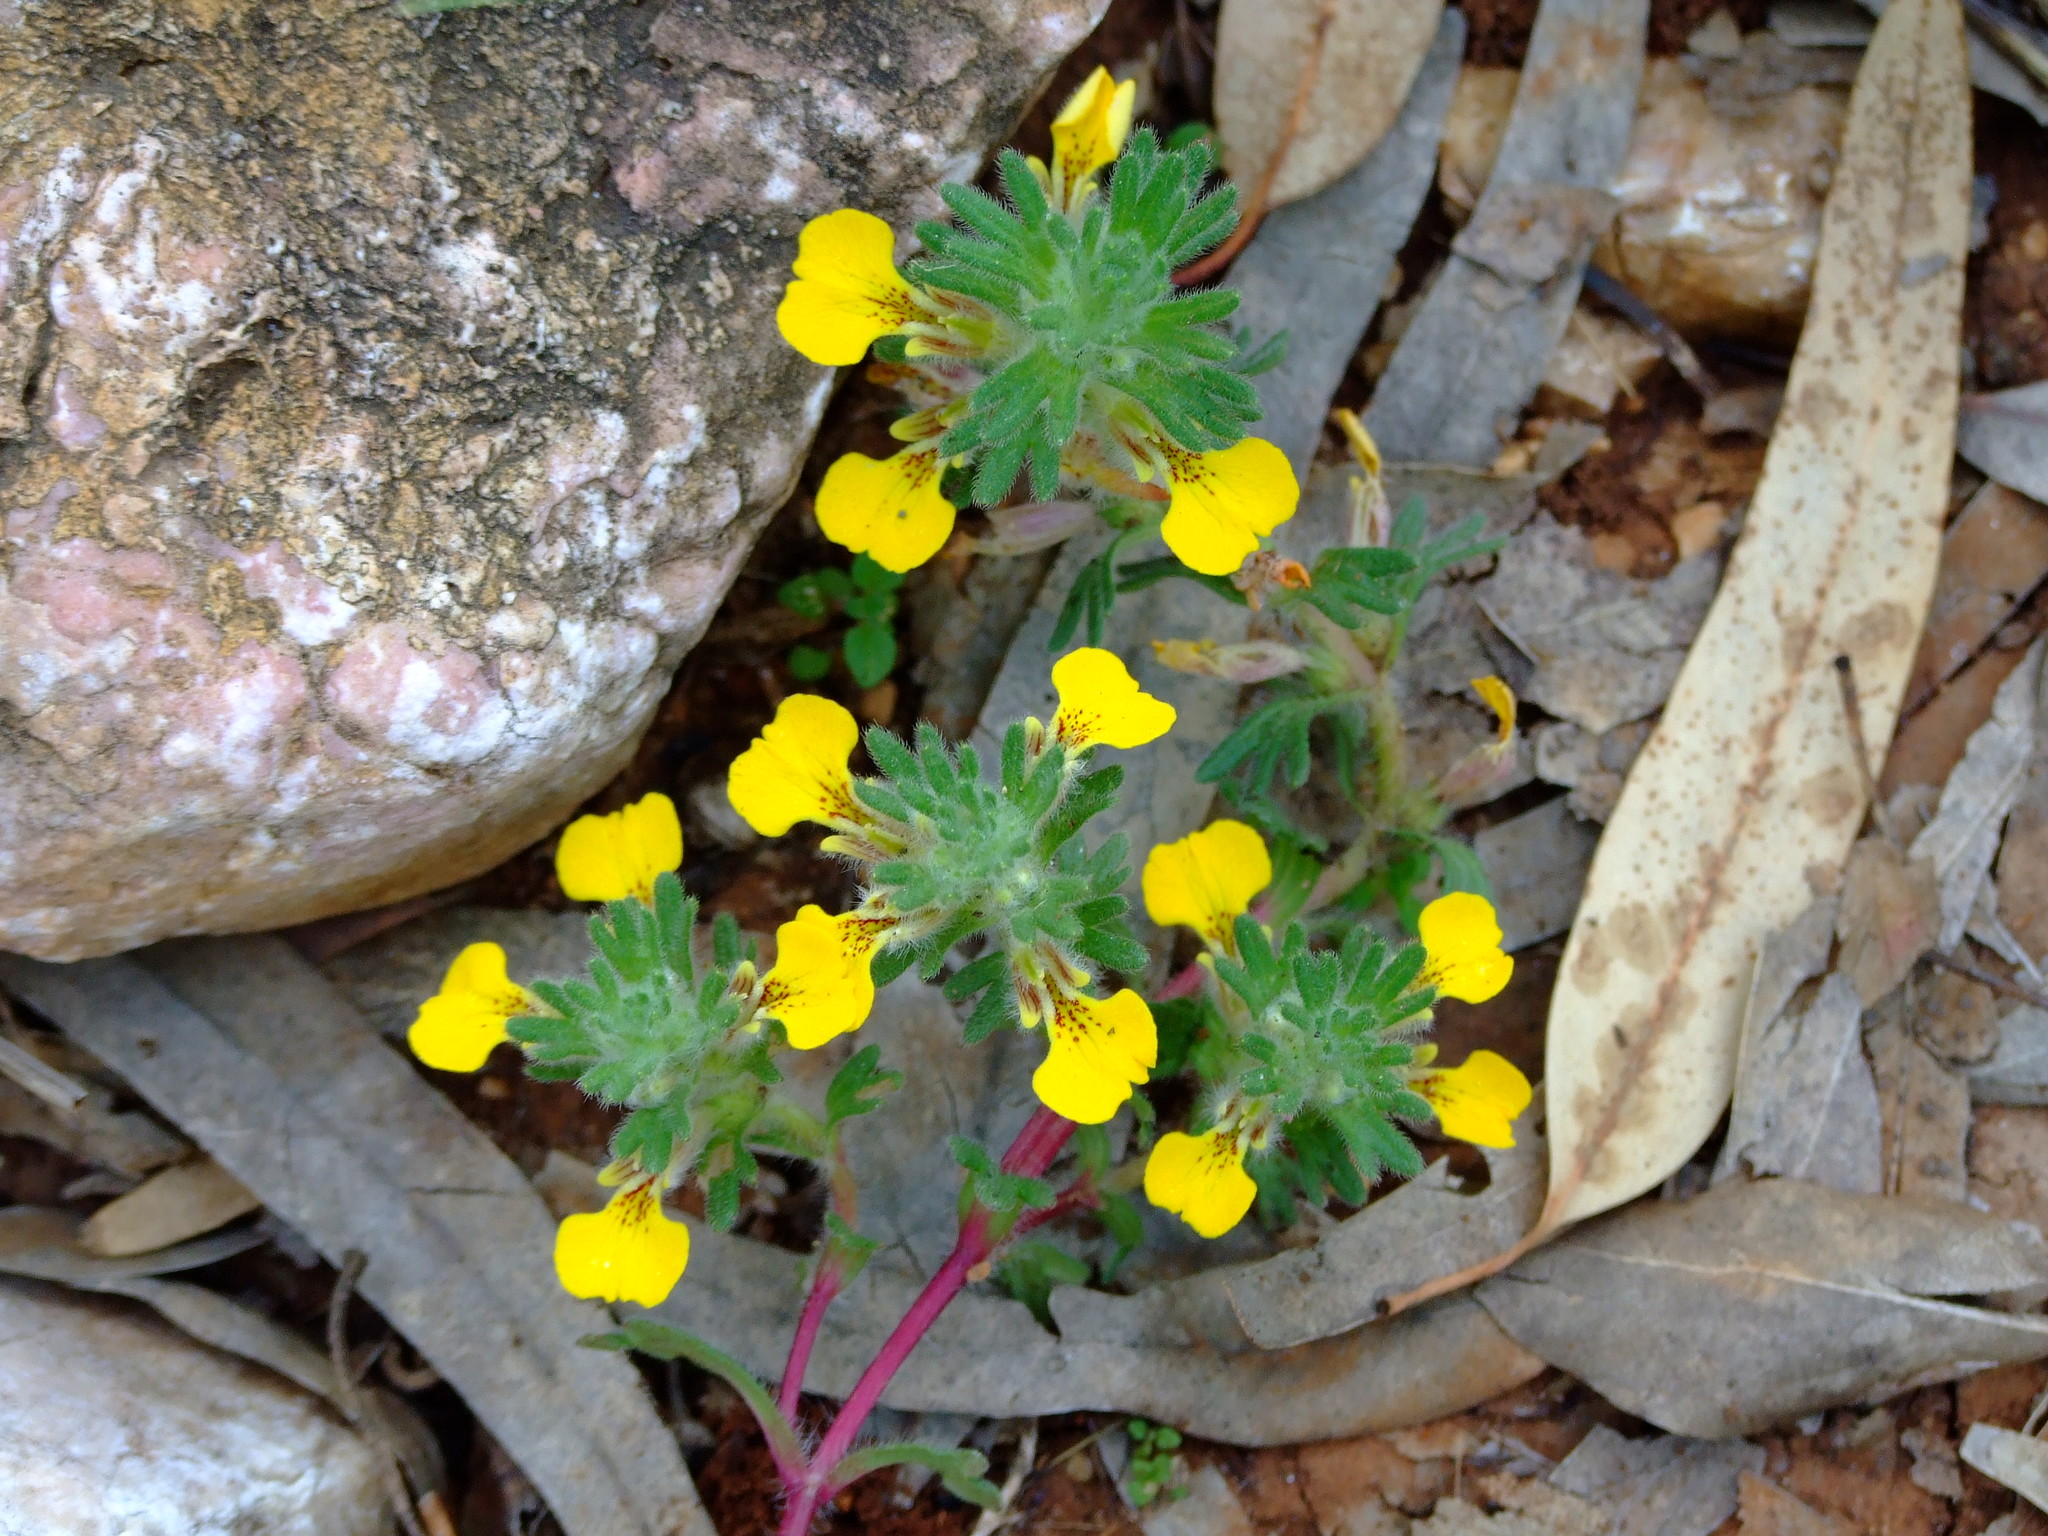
[1835,655,1904,848]
[1173,0,1339,286]
[328,1251,430,1536]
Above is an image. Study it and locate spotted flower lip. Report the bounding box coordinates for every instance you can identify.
[409,942,529,1073]
[1417,891,1514,1004]
[1412,1049,1532,1148]
[815,446,957,573]
[1030,989,1157,1124]
[553,1176,691,1307]
[776,209,922,367]
[1144,1127,1257,1238]
[555,792,683,905]
[1050,647,1177,751]
[1159,438,1300,577]
[1049,65,1137,189]
[1143,819,1272,951]
[727,695,863,838]
[757,904,892,1049]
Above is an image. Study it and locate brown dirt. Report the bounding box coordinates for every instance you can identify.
[1970,98,2048,391]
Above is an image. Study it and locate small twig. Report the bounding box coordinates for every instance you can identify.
[378,1336,444,1393]
[969,1420,1042,1536]
[1835,655,1904,849]
[1926,949,2048,1014]
[328,1251,430,1536]
[0,1031,88,1114]
[1580,266,1719,401]
[1173,0,1338,285]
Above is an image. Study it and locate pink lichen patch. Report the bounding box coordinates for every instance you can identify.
[324,622,510,768]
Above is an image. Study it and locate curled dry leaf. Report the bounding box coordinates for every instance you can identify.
[1528,0,1970,1242]
[1214,0,1448,211]
[1835,836,1941,1006]
[1959,1423,2048,1512]
[1477,1178,2048,1437]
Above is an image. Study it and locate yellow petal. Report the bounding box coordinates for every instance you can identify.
[1415,1050,1533,1149]
[1472,676,1515,749]
[1159,438,1300,577]
[727,694,862,837]
[1050,647,1177,751]
[775,209,921,367]
[1031,989,1156,1124]
[1418,891,1513,1003]
[814,448,956,573]
[759,905,884,1049]
[554,1181,691,1307]
[1142,820,1272,948]
[1143,1129,1257,1238]
[555,792,683,904]
[1051,66,1137,186]
[407,942,526,1072]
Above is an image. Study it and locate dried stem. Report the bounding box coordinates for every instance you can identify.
[1835,654,1904,848]
[328,1251,430,1536]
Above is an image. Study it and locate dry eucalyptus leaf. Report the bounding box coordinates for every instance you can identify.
[1220,1120,1545,1349]
[0,941,711,1536]
[1477,1178,2048,1437]
[1905,483,2048,711]
[1716,970,1882,1194]
[1214,0,1447,210]
[659,1218,1542,1444]
[1960,1423,2048,1512]
[1970,1007,2048,1105]
[1229,9,1465,476]
[1539,0,1970,1234]
[1361,0,1648,467]
[1869,1011,1971,1201]
[1474,798,1601,951]
[1550,1424,1764,1536]
[80,1157,260,1259]
[1835,837,1942,1006]
[1909,636,2045,950]
[1958,384,2048,506]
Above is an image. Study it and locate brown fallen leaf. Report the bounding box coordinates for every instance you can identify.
[80,1156,260,1258]
[1836,836,1942,1006]
[1734,1472,1858,1536]
[1550,1425,1764,1536]
[1870,1009,1972,1200]
[1524,0,1972,1251]
[1214,0,1448,210]
[1476,1179,2048,1437]
[1904,482,2048,714]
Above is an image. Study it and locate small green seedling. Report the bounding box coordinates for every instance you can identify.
[780,554,904,688]
[1124,1419,1185,1507]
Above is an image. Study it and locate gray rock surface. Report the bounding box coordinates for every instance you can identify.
[0,1276,387,1536]
[0,0,1103,958]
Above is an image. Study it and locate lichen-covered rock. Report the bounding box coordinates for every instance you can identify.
[0,0,1101,958]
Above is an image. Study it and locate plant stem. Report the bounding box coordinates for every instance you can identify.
[775,1261,844,1422]
[776,1108,1075,1536]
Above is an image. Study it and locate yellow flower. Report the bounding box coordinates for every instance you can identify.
[1417,891,1514,1004]
[555,792,683,904]
[1159,438,1299,577]
[1434,677,1520,813]
[776,209,922,367]
[1412,1049,1532,1149]
[1050,66,1137,189]
[1031,989,1157,1124]
[1143,820,1271,950]
[757,905,893,1049]
[554,1177,691,1307]
[1144,1128,1257,1238]
[409,942,529,1073]
[727,694,863,837]
[1051,647,1177,751]
[815,447,956,573]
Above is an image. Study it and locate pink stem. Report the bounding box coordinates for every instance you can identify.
[1154,961,1206,1001]
[775,1262,844,1422]
[776,1109,1075,1536]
